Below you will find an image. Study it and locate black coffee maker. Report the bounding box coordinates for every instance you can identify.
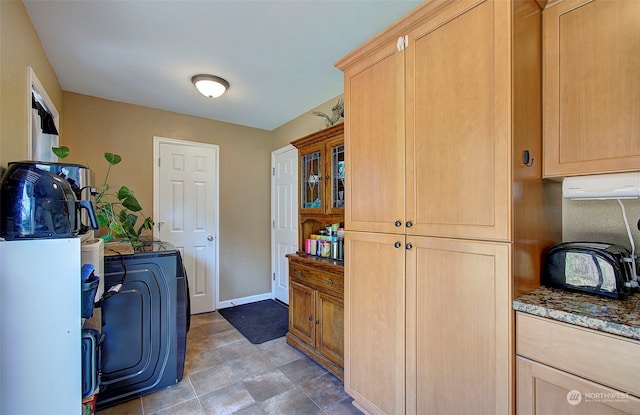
[22,161,98,235]
[0,162,98,239]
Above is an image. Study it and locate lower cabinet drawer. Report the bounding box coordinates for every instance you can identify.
[289,263,343,297]
[516,312,640,398]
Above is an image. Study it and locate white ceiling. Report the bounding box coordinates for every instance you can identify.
[23,0,422,131]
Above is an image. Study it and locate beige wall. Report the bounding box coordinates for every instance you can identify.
[0,0,63,167]
[272,94,344,150]
[62,92,273,303]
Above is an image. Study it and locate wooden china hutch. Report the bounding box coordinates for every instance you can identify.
[285,122,345,379]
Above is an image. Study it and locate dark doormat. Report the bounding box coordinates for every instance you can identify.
[218,299,289,344]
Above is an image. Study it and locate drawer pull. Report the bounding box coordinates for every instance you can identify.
[327,279,333,286]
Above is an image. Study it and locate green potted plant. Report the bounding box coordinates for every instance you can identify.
[52,146,154,249]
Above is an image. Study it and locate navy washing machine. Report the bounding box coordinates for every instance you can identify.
[97,242,190,409]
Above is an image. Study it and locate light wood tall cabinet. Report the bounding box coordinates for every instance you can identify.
[341,0,510,241]
[336,1,562,414]
[543,0,640,177]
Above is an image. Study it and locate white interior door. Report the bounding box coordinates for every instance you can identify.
[272,145,298,304]
[154,137,219,314]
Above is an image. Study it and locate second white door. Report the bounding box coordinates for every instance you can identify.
[154,137,219,314]
[271,145,298,304]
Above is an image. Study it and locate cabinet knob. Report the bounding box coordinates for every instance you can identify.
[394,220,402,227]
[394,242,402,248]
[297,270,302,276]
[406,221,413,228]
[325,175,330,180]
[308,316,313,321]
[207,235,214,241]
[327,279,333,286]
[406,243,413,250]
[315,320,320,325]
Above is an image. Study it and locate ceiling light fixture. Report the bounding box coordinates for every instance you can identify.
[191,74,229,98]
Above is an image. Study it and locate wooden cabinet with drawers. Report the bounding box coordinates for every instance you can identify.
[286,254,344,379]
[286,123,345,379]
[516,312,640,414]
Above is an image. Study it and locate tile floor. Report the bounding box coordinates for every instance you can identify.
[97,311,363,415]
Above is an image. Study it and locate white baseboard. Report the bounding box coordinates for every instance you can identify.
[217,292,273,310]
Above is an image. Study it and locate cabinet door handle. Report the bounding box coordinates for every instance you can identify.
[327,279,333,286]
[394,241,402,248]
[406,221,413,228]
[406,243,413,250]
[394,220,402,227]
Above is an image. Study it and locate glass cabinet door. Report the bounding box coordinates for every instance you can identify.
[330,143,345,212]
[302,149,322,210]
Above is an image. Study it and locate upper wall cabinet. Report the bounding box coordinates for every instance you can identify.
[543,0,640,177]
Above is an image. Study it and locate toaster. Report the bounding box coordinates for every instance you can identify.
[542,242,636,299]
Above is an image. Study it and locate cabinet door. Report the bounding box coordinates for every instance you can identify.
[344,231,406,415]
[289,280,315,347]
[517,357,640,415]
[299,143,325,215]
[316,291,344,367]
[406,237,511,415]
[325,137,345,216]
[543,0,640,177]
[343,40,406,234]
[405,0,510,240]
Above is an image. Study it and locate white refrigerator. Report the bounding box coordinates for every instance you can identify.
[0,237,81,414]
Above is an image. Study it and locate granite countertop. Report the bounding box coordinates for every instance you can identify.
[513,286,640,340]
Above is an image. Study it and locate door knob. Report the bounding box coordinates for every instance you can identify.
[207,235,214,241]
